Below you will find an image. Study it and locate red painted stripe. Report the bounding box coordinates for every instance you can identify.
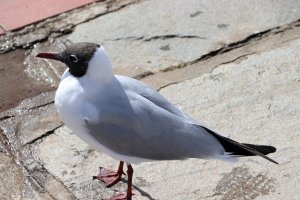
[0,0,95,32]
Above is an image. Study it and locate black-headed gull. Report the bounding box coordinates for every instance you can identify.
[37,42,277,200]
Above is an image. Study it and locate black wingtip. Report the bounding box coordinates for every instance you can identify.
[273,159,279,165]
[242,144,277,155]
[200,126,278,164]
[268,146,277,153]
[243,144,278,165]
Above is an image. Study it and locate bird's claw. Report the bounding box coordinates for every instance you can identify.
[93,168,122,187]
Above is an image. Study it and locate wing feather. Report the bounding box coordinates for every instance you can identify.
[85,76,225,161]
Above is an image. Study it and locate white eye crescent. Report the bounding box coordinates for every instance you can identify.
[69,55,78,62]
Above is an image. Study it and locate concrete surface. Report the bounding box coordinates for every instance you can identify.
[69,0,300,77]
[1,0,300,200]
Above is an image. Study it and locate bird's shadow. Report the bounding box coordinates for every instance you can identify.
[120,177,156,200]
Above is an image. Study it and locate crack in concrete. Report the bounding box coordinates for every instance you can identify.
[157,81,180,92]
[28,100,55,111]
[199,192,222,200]
[0,115,14,121]
[133,71,154,80]
[144,34,207,41]
[0,101,54,122]
[25,124,63,145]
[110,36,145,41]
[110,34,206,42]
[216,53,255,66]
[202,52,256,75]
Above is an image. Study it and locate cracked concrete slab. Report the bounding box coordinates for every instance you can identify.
[1,0,300,200]
[142,20,300,90]
[1,31,299,200]
[69,0,300,77]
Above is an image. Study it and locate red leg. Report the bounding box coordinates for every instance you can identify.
[126,165,134,199]
[107,164,134,200]
[93,161,124,187]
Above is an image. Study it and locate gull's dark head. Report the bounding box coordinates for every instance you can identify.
[36,42,101,78]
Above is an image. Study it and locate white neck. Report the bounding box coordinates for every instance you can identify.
[84,47,113,83]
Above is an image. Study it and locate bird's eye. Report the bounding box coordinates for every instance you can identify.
[69,55,78,62]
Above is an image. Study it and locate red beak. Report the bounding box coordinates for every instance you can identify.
[36,52,61,61]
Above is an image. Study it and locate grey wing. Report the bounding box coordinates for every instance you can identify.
[116,75,197,123]
[85,86,225,161]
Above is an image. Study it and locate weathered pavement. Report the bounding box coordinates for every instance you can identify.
[1,0,300,199]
